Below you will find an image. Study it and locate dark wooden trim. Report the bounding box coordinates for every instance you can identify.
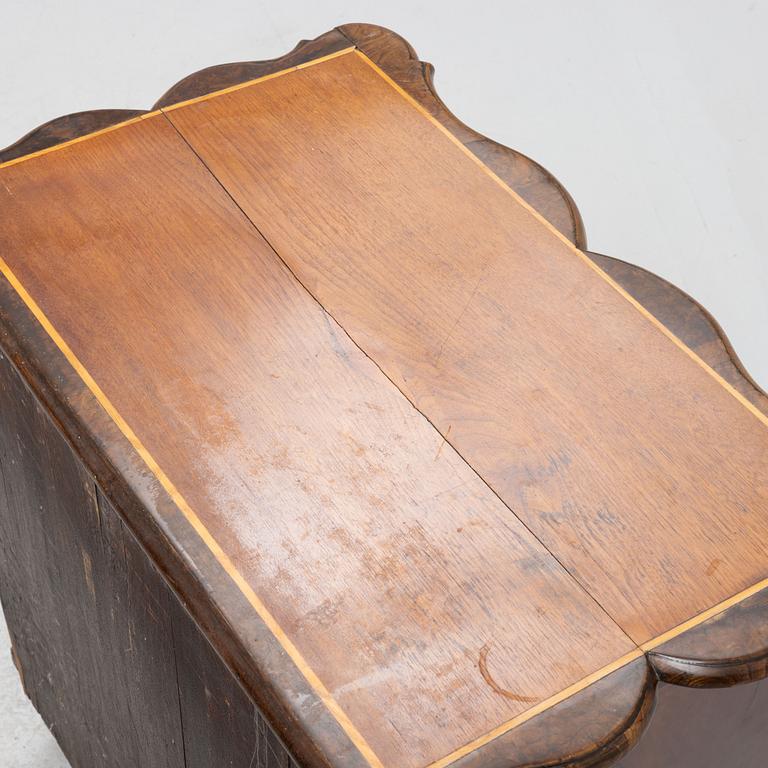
[451,657,656,768]
[0,109,147,163]
[649,586,768,688]
[153,29,351,108]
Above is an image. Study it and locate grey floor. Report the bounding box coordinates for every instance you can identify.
[1,1,766,765]
[0,615,69,766]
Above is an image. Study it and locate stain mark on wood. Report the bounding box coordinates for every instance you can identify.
[478,643,536,703]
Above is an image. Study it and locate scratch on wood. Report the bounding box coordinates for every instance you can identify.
[81,549,96,600]
[434,425,452,460]
[247,707,260,768]
[478,643,536,703]
[433,272,484,365]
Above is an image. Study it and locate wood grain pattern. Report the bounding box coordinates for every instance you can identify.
[0,351,184,767]
[590,252,768,416]
[165,50,768,645]
[336,24,587,248]
[0,109,147,163]
[171,588,302,768]
[154,29,351,108]
[0,268,353,768]
[3,23,763,432]
[450,657,655,768]
[0,349,301,768]
[0,110,635,768]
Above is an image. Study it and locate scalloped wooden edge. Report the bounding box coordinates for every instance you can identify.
[648,584,768,688]
[336,23,587,249]
[431,654,654,768]
[0,25,585,248]
[0,109,147,164]
[589,252,768,411]
[1,22,767,767]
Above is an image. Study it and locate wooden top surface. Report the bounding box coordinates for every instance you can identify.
[163,48,768,644]
[0,45,767,768]
[0,69,634,768]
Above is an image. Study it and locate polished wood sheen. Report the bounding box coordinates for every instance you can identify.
[165,49,768,644]
[2,25,768,768]
[0,110,634,768]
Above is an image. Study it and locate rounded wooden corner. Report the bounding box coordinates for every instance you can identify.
[649,586,768,688]
[337,23,587,249]
[151,28,352,109]
[450,656,655,768]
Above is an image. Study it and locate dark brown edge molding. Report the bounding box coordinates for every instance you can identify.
[152,29,351,108]
[1,22,767,768]
[649,585,768,688]
[450,658,656,768]
[0,285,362,768]
[335,23,587,249]
[0,109,147,163]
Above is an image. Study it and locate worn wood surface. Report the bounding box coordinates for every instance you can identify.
[166,49,768,645]
[0,350,299,768]
[1,23,768,768]
[450,657,654,768]
[0,110,636,768]
[0,151,379,768]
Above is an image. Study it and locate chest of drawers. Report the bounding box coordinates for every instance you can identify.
[1,24,766,768]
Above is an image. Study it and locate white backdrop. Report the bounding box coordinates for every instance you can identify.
[1,0,766,388]
[0,2,766,764]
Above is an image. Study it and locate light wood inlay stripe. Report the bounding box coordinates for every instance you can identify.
[161,46,356,112]
[641,575,768,652]
[0,112,162,171]
[425,649,644,768]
